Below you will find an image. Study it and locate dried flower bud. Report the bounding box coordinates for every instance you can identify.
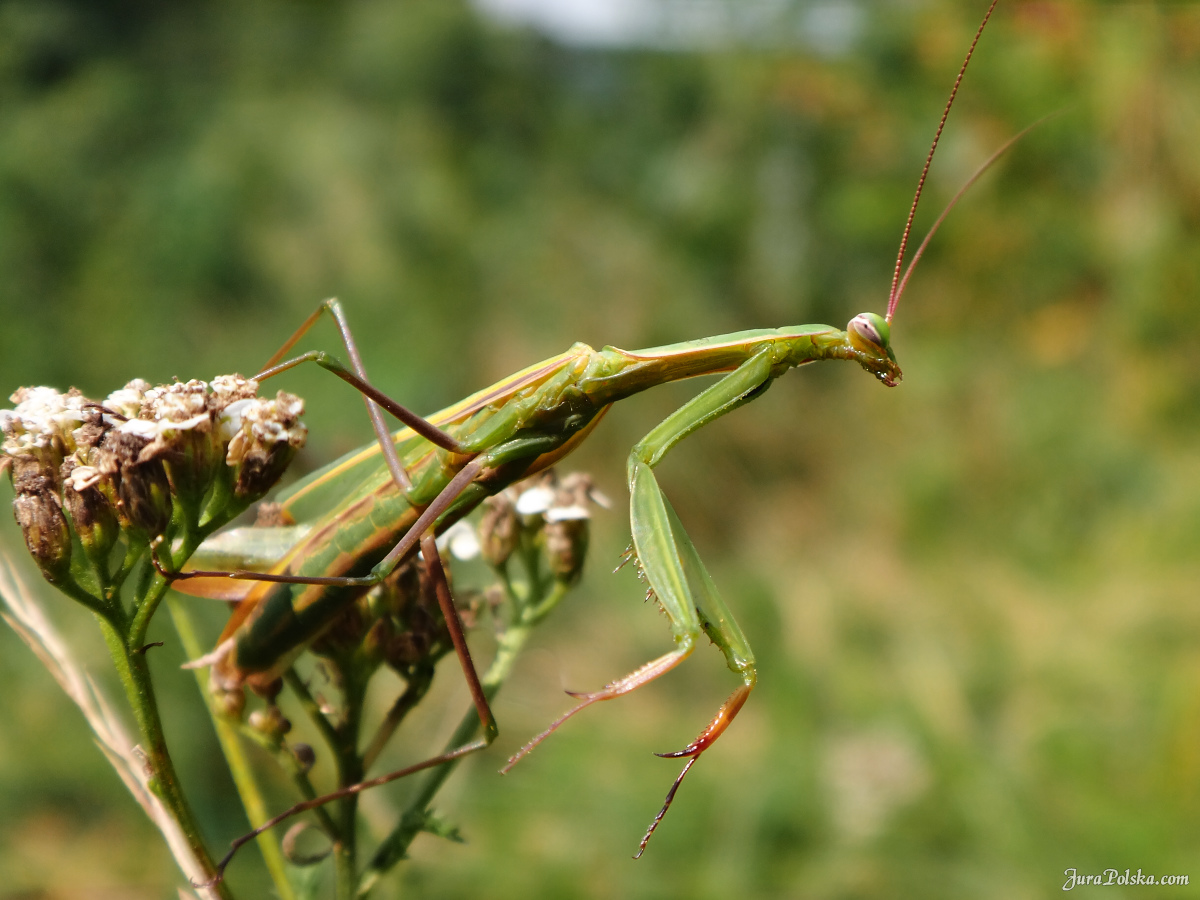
[544,516,589,585]
[61,458,119,566]
[556,472,610,512]
[249,705,292,742]
[361,617,393,666]
[209,374,260,406]
[282,821,331,866]
[479,492,519,567]
[509,469,603,585]
[10,452,57,495]
[380,557,447,671]
[292,743,316,773]
[386,629,434,669]
[11,470,71,583]
[137,380,222,504]
[311,598,369,659]
[1,375,308,601]
[123,463,173,537]
[0,392,117,584]
[1,386,89,467]
[103,379,151,419]
[250,676,284,702]
[224,391,307,501]
[98,428,173,537]
[212,686,247,720]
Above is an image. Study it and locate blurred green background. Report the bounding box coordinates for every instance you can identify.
[3,0,1200,897]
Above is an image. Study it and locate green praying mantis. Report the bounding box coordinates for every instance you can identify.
[164,0,1012,874]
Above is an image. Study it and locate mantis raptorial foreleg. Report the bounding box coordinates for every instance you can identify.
[506,349,775,854]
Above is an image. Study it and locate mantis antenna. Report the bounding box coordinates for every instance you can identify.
[890,113,1057,314]
[886,0,1000,324]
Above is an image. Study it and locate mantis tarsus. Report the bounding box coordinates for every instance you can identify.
[171,0,1007,873]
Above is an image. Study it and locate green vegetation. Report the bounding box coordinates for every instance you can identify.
[1,1,1199,897]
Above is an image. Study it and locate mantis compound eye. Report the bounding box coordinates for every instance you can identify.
[848,312,889,352]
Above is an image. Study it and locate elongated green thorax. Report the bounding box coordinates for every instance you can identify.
[580,314,901,406]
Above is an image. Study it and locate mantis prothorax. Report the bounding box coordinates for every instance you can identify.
[171,0,1010,876]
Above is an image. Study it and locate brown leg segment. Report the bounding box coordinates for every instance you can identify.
[635,682,753,857]
[500,644,694,774]
[420,531,498,740]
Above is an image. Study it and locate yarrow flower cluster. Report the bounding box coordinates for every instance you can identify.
[478,470,610,586]
[0,377,306,585]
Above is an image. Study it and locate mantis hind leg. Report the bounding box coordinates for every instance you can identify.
[212,299,499,728]
[192,302,503,882]
[421,530,498,741]
[262,301,498,732]
[500,641,697,773]
[255,300,497,736]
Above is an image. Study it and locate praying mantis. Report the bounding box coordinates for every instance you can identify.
[166,0,1009,872]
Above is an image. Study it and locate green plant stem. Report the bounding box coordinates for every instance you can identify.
[129,532,199,648]
[106,541,144,597]
[277,747,341,841]
[286,660,367,900]
[282,669,345,844]
[334,661,370,900]
[169,596,296,900]
[96,606,233,898]
[284,669,342,761]
[57,576,116,619]
[361,666,434,771]
[357,581,569,895]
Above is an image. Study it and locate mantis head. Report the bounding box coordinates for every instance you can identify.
[847,312,902,387]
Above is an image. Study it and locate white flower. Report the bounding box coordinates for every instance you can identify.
[68,466,102,492]
[115,418,159,440]
[515,485,555,516]
[103,380,151,419]
[545,504,590,522]
[142,381,209,423]
[437,520,481,561]
[1,387,89,457]
[216,398,253,444]
[209,374,259,407]
[517,472,609,523]
[225,393,307,466]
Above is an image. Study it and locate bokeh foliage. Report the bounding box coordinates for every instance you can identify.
[2,0,1200,897]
